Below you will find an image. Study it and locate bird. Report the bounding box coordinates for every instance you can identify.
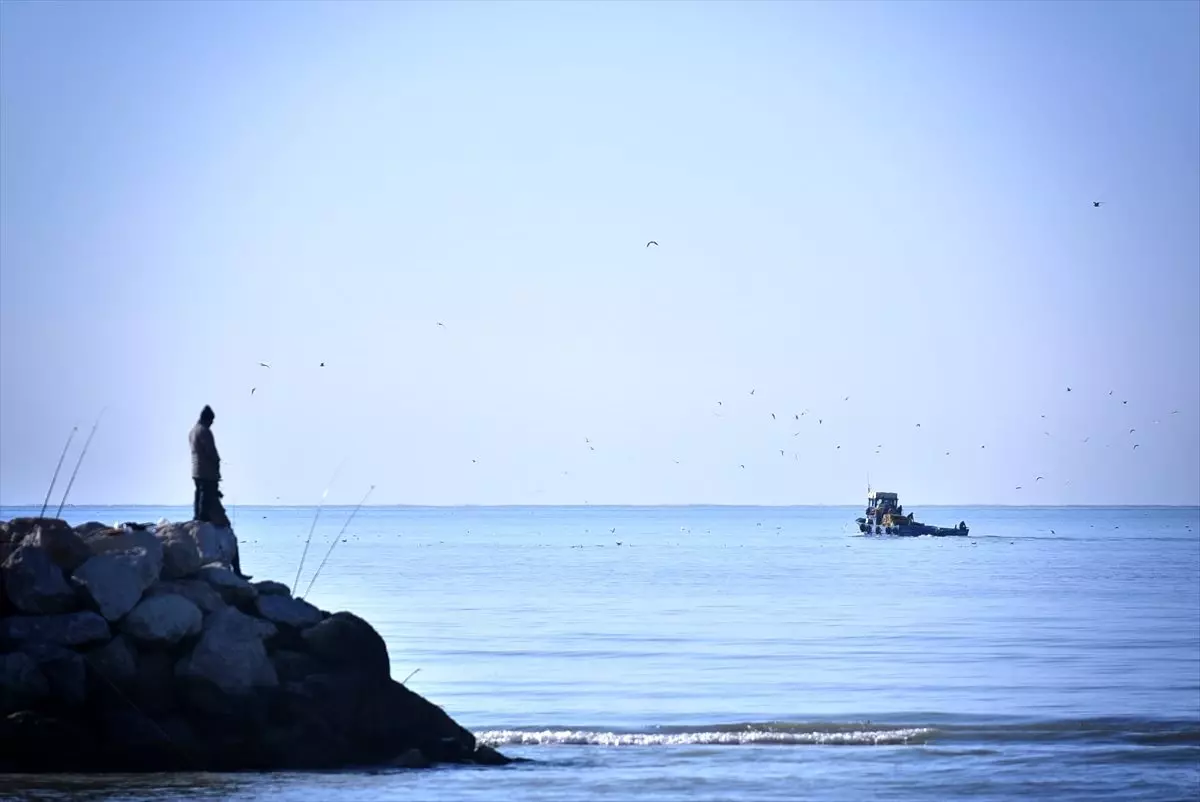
[818,419,823,424]
[1129,428,1136,434]
[843,396,850,401]
[981,445,986,449]
[779,450,784,456]
[836,445,841,450]
[1016,486,1023,490]
[258,362,270,368]
[1172,410,1180,414]
[1036,476,1044,482]
[750,389,755,395]
[1083,437,1090,443]
[610,528,616,534]
[945,451,950,456]
[436,322,445,328]
[250,387,257,396]
[1133,444,1140,450]
[915,423,921,428]
[794,414,799,420]
[646,241,658,248]
[739,464,745,469]
[1066,387,1072,392]
[1123,400,1128,405]
[319,362,325,367]
[1092,201,1104,207]
[771,413,776,420]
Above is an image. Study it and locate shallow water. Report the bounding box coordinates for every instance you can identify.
[2,504,1198,801]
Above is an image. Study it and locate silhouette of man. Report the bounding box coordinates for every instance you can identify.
[189,405,249,578]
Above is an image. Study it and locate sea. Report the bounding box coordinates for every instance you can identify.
[1,504,1197,802]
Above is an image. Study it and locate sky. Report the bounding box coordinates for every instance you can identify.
[1,0,1197,507]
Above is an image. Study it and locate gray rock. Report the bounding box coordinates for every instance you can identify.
[84,634,137,686]
[176,607,278,694]
[159,521,237,566]
[255,594,323,628]
[19,642,86,707]
[389,748,431,768]
[72,549,159,621]
[24,522,91,572]
[73,521,110,539]
[154,525,201,580]
[3,545,77,615]
[301,612,390,680]
[0,652,50,713]
[253,580,291,597]
[198,564,256,605]
[146,579,226,615]
[0,611,110,647]
[121,595,203,645]
[85,531,163,586]
[270,649,323,683]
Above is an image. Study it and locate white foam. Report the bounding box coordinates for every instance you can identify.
[477,727,935,747]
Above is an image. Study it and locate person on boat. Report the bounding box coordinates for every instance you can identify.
[189,405,249,578]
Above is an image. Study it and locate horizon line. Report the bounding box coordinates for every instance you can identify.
[1,502,1197,510]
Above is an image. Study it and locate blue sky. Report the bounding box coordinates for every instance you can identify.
[2,0,1197,506]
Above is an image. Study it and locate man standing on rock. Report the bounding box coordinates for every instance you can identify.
[189,405,249,578]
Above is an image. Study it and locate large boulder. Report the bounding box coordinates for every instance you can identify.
[301,612,390,681]
[198,565,256,606]
[84,633,138,686]
[146,579,226,615]
[0,652,50,713]
[256,595,323,629]
[24,521,91,572]
[121,595,203,646]
[3,545,77,615]
[176,607,278,694]
[72,548,160,621]
[160,521,238,566]
[4,517,63,543]
[254,580,291,597]
[73,521,111,539]
[0,611,110,647]
[85,530,163,584]
[154,526,201,580]
[19,642,86,708]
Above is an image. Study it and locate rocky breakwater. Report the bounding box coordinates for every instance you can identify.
[0,517,510,771]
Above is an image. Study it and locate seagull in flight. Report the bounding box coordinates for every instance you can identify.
[646,241,658,248]
[250,388,256,395]
[258,362,270,368]
[1036,476,1044,482]
[1093,201,1104,207]
[436,322,446,329]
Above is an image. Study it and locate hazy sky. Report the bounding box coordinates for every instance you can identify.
[2,0,1197,507]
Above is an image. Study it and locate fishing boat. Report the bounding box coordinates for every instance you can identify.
[855,490,968,537]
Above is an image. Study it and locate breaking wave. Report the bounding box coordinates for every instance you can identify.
[478,722,935,747]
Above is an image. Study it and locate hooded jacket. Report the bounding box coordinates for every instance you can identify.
[189,422,221,481]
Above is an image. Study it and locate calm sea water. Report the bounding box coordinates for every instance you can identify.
[2,504,1197,801]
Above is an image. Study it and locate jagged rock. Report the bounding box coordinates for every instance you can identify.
[84,633,138,686]
[85,530,163,585]
[0,652,50,713]
[270,649,323,683]
[72,548,159,621]
[256,594,322,628]
[165,521,238,566]
[198,564,256,605]
[19,642,86,707]
[471,744,513,765]
[121,595,203,645]
[254,580,291,597]
[154,525,201,580]
[146,579,226,615]
[389,748,432,768]
[2,545,77,615]
[24,521,91,572]
[73,521,110,539]
[0,610,110,647]
[4,517,62,542]
[302,612,390,680]
[176,607,277,694]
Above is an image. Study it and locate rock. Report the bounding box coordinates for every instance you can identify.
[3,545,77,614]
[4,517,64,542]
[84,633,138,686]
[471,744,514,766]
[146,579,226,615]
[85,530,163,585]
[155,525,201,580]
[176,607,278,694]
[73,521,110,539]
[24,521,91,572]
[0,652,50,713]
[198,564,256,605]
[72,547,161,621]
[121,594,203,645]
[0,610,110,647]
[132,650,177,715]
[162,521,237,566]
[254,580,291,597]
[389,748,432,768]
[19,642,86,707]
[301,612,390,680]
[255,594,323,628]
[270,649,323,683]
[0,710,99,771]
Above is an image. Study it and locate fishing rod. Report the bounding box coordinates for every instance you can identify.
[302,484,375,600]
[55,408,106,518]
[291,459,347,596]
[39,425,78,519]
